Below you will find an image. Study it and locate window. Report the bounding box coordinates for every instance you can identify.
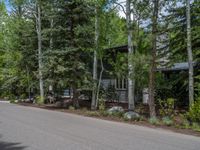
[115,78,127,90]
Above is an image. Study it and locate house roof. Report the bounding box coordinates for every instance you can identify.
[157,62,199,72]
[105,45,128,53]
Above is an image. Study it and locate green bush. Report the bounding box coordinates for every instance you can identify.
[35,96,44,104]
[191,122,200,132]
[158,98,175,118]
[187,99,200,123]
[182,119,190,129]
[9,99,15,103]
[99,98,106,112]
[109,111,124,118]
[20,94,27,99]
[162,116,174,126]
[100,111,109,117]
[86,111,100,117]
[81,107,88,111]
[148,117,160,125]
[69,106,75,110]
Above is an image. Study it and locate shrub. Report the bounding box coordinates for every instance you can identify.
[86,111,100,117]
[9,99,15,104]
[107,106,124,118]
[98,98,106,112]
[173,114,188,127]
[180,118,190,129]
[20,94,26,99]
[100,111,109,117]
[148,117,160,125]
[81,107,88,112]
[191,122,200,132]
[162,116,174,126]
[187,99,200,123]
[110,111,124,117]
[158,98,175,118]
[35,96,44,104]
[69,106,75,110]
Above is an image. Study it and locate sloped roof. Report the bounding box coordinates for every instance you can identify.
[157,62,199,71]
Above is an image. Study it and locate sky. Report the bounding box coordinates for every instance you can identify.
[5,0,11,12]
[116,0,126,18]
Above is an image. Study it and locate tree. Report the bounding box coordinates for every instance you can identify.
[166,0,199,104]
[186,0,194,106]
[126,0,135,110]
[91,4,99,110]
[36,0,44,102]
[148,0,159,118]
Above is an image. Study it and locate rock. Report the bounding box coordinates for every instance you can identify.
[107,106,124,115]
[123,111,140,120]
[55,101,63,107]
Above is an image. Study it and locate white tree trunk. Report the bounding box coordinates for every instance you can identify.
[96,57,104,109]
[186,0,194,106]
[126,0,135,110]
[91,6,99,110]
[36,1,44,101]
[50,18,53,50]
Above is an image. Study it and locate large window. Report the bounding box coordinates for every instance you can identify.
[115,78,127,90]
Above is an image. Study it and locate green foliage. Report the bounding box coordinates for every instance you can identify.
[148,117,160,125]
[98,98,106,112]
[162,116,174,126]
[131,52,150,95]
[187,98,200,123]
[86,111,100,117]
[109,111,124,118]
[9,99,16,104]
[100,111,109,117]
[35,96,44,105]
[105,84,118,101]
[158,98,175,118]
[191,122,200,132]
[69,106,75,111]
[81,107,88,112]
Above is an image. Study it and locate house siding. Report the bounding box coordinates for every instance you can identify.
[101,79,128,102]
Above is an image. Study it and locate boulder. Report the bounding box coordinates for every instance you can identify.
[123,111,140,120]
[107,106,124,115]
[55,101,63,107]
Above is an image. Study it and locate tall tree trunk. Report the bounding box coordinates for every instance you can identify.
[72,87,79,108]
[49,18,53,93]
[36,1,44,102]
[91,6,99,110]
[148,0,159,118]
[50,18,53,50]
[186,0,194,106]
[126,0,135,110]
[26,65,31,101]
[96,57,104,109]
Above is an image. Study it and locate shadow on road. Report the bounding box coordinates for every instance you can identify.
[0,141,27,150]
[0,135,27,150]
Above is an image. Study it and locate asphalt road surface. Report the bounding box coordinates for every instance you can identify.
[0,103,199,150]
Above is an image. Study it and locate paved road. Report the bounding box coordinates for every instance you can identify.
[0,103,199,150]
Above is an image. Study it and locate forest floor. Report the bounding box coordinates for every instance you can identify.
[18,101,200,137]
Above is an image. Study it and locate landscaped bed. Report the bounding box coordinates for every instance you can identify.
[17,101,200,137]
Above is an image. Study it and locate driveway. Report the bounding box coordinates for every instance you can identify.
[0,103,199,150]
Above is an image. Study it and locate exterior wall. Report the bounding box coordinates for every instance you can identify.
[116,90,128,102]
[101,79,115,89]
[101,79,128,102]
